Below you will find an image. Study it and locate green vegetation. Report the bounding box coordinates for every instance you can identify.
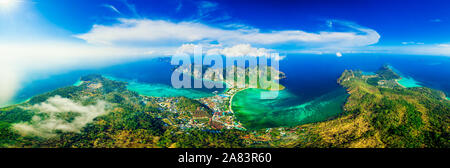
[176,97,212,118]
[0,67,448,148]
[0,106,34,123]
[0,121,20,146]
[296,67,449,147]
[28,86,82,105]
[199,65,286,90]
[376,65,401,80]
[0,74,245,148]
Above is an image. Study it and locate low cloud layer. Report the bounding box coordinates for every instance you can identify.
[13,96,110,138]
[0,41,159,105]
[75,19,380,48]
[0,64,21,105]
[209,44,273,57]
[178,43,273,57]
[176,43,285,61]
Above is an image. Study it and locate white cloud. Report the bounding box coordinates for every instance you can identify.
[209,44,273,57]
[120,0,140,17]
[75,19,380,49]
[103,4,121,15]
[437,44,450,47]
[0,41,160,105]
[402,41,424,45]
[302,43,450,56]
[175,43,202,55]
[13,96,110,138]
[404,43,450,56]
[176,43,283,59]
[0,42,158,70]
[175,43,285,61]
[197,1,218,17]
[402,42,412,45]
[0,64,21,105]
[378,43,450,56]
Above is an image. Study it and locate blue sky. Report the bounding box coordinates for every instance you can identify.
[1,0,450,56]
[26,0,450,44]
[0,0,450,103]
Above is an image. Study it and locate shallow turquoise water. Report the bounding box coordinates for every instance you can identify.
[73,80,83,86]
[362,71,376,75]
[232,88,349,129]
[104,75,222,99]
[388,65,423,88]
[3,55,450,128]
[398,77,422,88]
[127,82,218,98]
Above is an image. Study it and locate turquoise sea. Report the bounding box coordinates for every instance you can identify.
[232,88,348,129]
[104,75,225,99]
[231,54,450,129]
[3,54,450,129]
[398,77,423,88]
[388,65,423,88]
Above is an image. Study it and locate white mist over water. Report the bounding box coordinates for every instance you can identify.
[0,64,21,105]
[0,42,158,106]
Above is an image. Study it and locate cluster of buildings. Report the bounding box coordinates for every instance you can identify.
[142,96,218,130]
[138,87,247,131]
[198,88,246,130]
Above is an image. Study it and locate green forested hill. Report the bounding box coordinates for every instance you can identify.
[293,67,449,148]
[0,75,244,148]
[0,68,448,148]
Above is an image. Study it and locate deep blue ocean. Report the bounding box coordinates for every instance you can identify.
[6,54,450,107]
[280,54,450,102]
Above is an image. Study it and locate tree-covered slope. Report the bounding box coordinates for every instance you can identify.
[1,67,448,148]
[0,75,245,148]
[295,67,449,148]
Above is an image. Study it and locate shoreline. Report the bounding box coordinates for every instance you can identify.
[395,79,407,88]
[397,75,423,88]
[226,84,285,129]
[228,87,249,114]
[226,82,286,114]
